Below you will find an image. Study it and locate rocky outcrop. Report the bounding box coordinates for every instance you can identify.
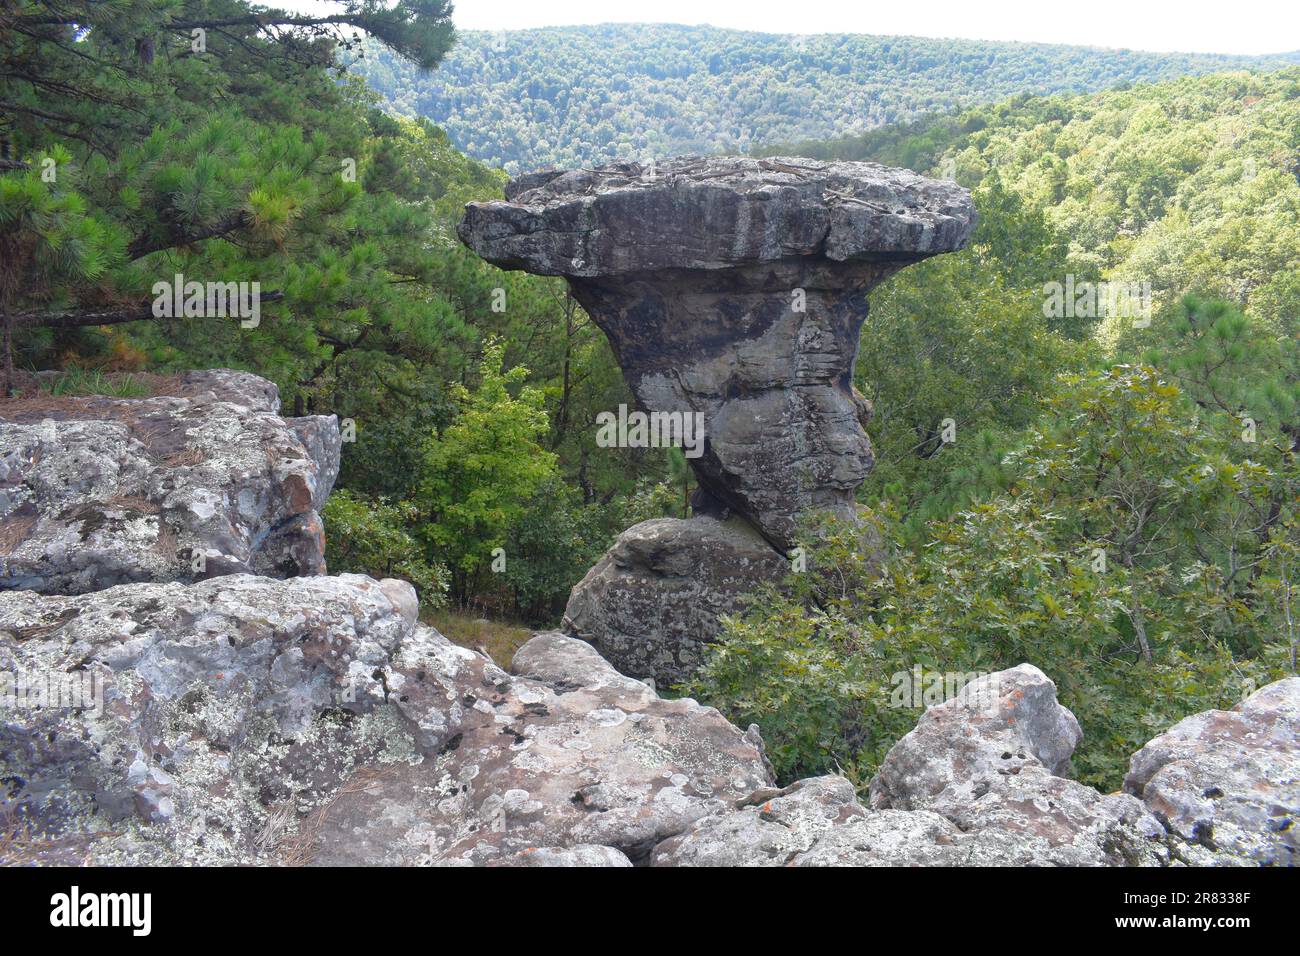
[459,156,975,680]
[304,631,774,865]
[866,666,1170,866]
[0,369,339,594]
[1124,676,1299,866]
[460,156,973,548]
[653,665,1173,867]
[0,573,420,864]
[4,559,1295,866]
[4,364,1294,868]
[0,578,772,865]
[561,515,789,687]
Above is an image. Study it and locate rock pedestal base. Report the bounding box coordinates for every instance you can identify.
[562,515,789,687]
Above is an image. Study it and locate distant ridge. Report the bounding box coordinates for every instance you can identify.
[349,23,1298,171]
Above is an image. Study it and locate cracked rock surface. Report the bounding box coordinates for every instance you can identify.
[0,574,423,864]
[866,665,1171,866]
[304,631,775,865]
[654,665,1177,867]
[3,567,1294,866]
[0,369,339,594]
[1125,676,1299,866]
[0,580,773,866]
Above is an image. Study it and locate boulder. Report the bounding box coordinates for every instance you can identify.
[0,573,433,864]
[303,631,775,865]
[0,580,774,866]
[650,665,1176,867]
[0,369,339,594]
[867,665,1170,866]
[1124,676,1299,866]
[650,775,869,866]
[4,567,1293,870]
[562,515,790,687]
[649,773,1139,867]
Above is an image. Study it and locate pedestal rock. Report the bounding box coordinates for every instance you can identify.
[459,157,975,683]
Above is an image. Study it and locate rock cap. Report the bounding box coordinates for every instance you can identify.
[459,155,976,278]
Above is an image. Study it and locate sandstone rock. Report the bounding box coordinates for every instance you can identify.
[1,576,775,866]
[0,369,339,594]
[460,156,974,685]
[647,667,1174,867]
[460,156,975,277]
[562,515,790,687]
[1124,676,1299,866]
[868,665,1170,866]
[0,573,435,865]
[177,369,282,412]
[650,775,1114,867]
[441,843,634,867]
[303,630,774,865]
[650,775,868,866]
[869,664,1084,804]
[459,156,975,549]
[5,568,1293,869]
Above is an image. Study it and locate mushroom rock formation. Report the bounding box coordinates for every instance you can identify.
[459,157,975,683]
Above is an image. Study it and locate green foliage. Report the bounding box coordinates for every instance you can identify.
[501,478,610,622]
[39,368,151,397]
[789,70,1300,333]
[1123,293,1300,429]
[416,341,558,591]
[1,0,647,621]
[851,70,1299,539]
[857,179,1094,535]
[689,367,1297,792]
[322,489,449,606]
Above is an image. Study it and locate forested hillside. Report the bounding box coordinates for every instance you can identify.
[764,70,1300,325]
[350,23,1299,171]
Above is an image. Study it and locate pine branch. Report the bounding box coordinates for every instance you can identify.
[10,291,284,329]
[127,210,253,260]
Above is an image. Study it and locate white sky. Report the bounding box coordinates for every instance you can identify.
[278,1,1299,55]
[442,0,1298,55]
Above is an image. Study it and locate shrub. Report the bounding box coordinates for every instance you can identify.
[322,490,449,608]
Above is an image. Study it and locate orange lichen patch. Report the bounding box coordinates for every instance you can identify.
[160,446,205,468]
[282,473,315,513]
[0,508,38,554]
[103,495,162,515]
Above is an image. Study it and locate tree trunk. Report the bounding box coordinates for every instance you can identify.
[1123,553,1153,662]
[2,311,13,398]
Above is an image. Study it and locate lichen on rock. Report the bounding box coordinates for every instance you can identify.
[0,369,340,594]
